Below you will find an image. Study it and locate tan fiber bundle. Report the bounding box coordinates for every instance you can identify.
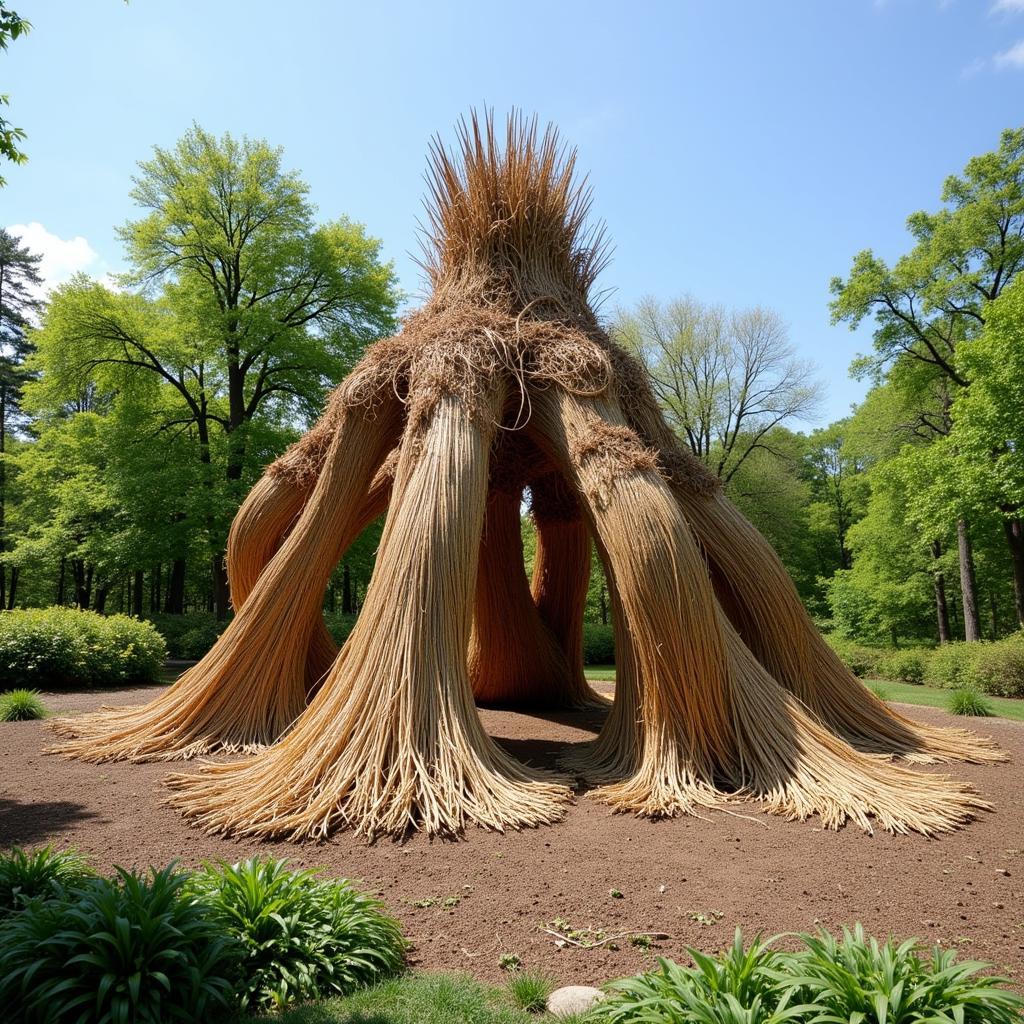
[52,110,1000,839]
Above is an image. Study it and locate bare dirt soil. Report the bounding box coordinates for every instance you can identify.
[3,683,1023,985]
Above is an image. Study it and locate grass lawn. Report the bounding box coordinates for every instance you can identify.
[583,666,1024,722]
[862,677,1024,721]
[246,973,594,1024]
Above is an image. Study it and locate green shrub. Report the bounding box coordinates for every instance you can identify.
[582,623,615,665]
[324,612,359,648]
[147,611,226,659]
[789,924,1023,1024]
[878,649,926,684]
[0,688,46,721]
[925,641,977,688]
[507,971,554,1013]
[601,929,794,1022]
[822,635,885,678]
[0,845,94,915]
[189,856,406,1012]
[0,607,166,689]
[962,632,1024,697]
[947,686,994,717]
[0,863,234,1023]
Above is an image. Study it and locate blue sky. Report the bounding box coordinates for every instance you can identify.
[4,0,1024,426]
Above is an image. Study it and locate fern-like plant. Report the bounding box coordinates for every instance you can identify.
[0,844,93,914]
[189,856,406,1012]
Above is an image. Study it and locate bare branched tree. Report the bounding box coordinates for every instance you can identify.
[614,296,821,482]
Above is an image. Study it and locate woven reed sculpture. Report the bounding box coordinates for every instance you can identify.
[53,112,1003,841]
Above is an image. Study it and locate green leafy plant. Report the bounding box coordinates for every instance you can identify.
[823,635,886,678]
[508,970,555,1013]
[500,952,523,972]
[879,649,926,684]
[0,844,93,914]
[0,688,46,721]
[0,863,234,1023]
[189,856,405,1012]
[962,632,1024,697]
[0,607,165,689]
[947,686,993,717]
[788,924,1024,1024]
[147,611,226,660]
[925,642,977,689]
[582,623,615,665]
[601,929,809,1023]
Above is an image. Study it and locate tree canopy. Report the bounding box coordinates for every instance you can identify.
[8,125,400,617]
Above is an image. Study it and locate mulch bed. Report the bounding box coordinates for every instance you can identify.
[2,684,1023,985]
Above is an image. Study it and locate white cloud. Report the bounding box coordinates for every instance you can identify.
[992,0,1024,13]
[7,222,109,298]
[994,38,1024,67]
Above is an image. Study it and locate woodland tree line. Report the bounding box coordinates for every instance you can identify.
[1,125,1023,649]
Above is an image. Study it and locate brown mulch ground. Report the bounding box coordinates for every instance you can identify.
[2,683,1023,985]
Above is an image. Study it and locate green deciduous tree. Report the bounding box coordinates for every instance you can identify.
[615,295,820,481]
[26,126,400,616]
[0,3,30,186]
[831,127,1024,636]
[952,275,1024,627]
[0,226,41,607]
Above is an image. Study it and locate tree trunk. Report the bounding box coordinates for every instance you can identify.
[132,570,144,617]
[150,565,161,613]
[211,553,230,620]
[165,558,186,615]
[930,539,951,644]
[72,560,90,609]
[957,518,981,642]
[1001,515,1024,629]
[342,563,353,615]
[0,383,7,610]
[6,565,17,609]
[93,586,108,614]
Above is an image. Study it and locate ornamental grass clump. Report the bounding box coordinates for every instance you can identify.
[0,688,47,721]
[188,856,406,1012]
[52,110,1003,842]
[948,686,994,717]
[507,970,556,1014]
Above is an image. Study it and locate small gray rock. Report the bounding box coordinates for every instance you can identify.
[547,985,604,1018]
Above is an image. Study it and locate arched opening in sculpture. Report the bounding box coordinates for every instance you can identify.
[52,111,1002,841]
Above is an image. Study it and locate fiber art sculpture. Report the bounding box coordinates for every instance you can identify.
[52,112,1003,841]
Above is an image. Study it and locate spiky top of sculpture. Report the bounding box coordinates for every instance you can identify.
[52,111,1002,842]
